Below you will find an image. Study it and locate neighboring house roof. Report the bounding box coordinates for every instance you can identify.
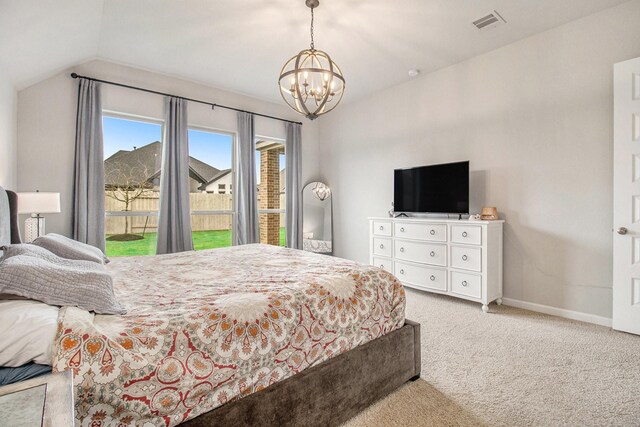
[189,156,220,184]
[198,169,232,191]
[104,141,220,188]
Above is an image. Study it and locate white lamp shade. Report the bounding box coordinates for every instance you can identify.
[17,192,61,214]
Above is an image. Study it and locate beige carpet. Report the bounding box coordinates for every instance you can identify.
[343,289,640,427]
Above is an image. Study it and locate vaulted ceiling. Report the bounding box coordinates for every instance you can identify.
[0,0,630,102]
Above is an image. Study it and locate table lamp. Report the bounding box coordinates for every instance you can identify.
[17,191,61,242]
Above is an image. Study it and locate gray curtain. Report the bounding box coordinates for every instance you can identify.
[285,122,303,249]
[156,97,193,254]
[233,112,259,245]
[73,78,105,252]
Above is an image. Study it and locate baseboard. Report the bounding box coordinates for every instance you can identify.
[501,298,612,328]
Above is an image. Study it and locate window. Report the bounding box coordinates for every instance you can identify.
[188,128,234,250]
[103,115,283,255]
[256,139,286,247]
[103,115,163,257]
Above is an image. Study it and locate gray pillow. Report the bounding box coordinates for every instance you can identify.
[0,244,100,271]
[0,255,125,315]
[1,244,54,262]
[0,245,48,301]
[32,233,109,264]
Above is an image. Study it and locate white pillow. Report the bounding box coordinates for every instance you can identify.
[0,300,59,367]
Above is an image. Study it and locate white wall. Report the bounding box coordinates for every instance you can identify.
[17,59,320,237]
[317,1,640,319]
[0,65,17,189]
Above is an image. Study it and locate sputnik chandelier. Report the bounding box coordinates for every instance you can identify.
[278,0,345,120]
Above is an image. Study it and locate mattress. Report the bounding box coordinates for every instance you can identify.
[52,244,405,426]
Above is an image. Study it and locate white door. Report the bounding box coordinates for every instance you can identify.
[613,57,640,335]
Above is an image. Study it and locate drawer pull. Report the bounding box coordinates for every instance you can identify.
[379,264,384,268]
[379,226,384,230]
[430,251,436,257]
[430,229,436,235]
[462,255,468,261]
[462,231,468,237]
[400,269,405,274]
[430,275,436,281]
[400,247,405,252]
[400,227,405,232]
[379,244,384,249]
[462,281,468,287]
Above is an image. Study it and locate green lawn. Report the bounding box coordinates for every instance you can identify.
[106,228,286,257]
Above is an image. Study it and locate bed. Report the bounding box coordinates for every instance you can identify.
[0,186,421,427]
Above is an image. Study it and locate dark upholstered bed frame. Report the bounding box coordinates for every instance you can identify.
[184,320,421,427]
[0,187,421,426]
[0,188,22,244]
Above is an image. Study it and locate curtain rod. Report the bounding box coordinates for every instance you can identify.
[70,73,303,126]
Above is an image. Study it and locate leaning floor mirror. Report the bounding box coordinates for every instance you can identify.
[302,181,333,255]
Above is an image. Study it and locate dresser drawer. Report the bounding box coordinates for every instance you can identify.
[395,261,447,292]
[394,240,446,267]
[372,220,392,236]
[450,246,482,272]
[372,257,393,274]
[450,271,482,299]
[372,237,392,257]
[394,222,446,242]
[450,225,482,245]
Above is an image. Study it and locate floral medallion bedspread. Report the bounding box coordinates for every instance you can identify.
[51,244,405,426]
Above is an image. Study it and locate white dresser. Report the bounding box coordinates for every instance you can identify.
[369,217,504,312]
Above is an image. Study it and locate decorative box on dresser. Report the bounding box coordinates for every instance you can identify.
[369,217,504,312]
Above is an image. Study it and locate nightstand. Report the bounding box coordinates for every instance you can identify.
[0,370,74,426]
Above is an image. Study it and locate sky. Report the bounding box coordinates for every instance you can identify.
[103,116,284,175]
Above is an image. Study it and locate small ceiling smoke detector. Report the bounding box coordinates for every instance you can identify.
[408,69,420,77]
[472,11,506,30]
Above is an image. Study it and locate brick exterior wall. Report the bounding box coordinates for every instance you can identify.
[259,148,282,245]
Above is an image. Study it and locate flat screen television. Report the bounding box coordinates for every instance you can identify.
[394,161,469,214]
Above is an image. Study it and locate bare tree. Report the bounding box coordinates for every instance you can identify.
[105,160,152,235]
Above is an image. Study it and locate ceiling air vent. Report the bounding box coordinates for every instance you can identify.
[472,11,506,30]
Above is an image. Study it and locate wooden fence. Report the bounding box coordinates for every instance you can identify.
[105,191,284,235]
